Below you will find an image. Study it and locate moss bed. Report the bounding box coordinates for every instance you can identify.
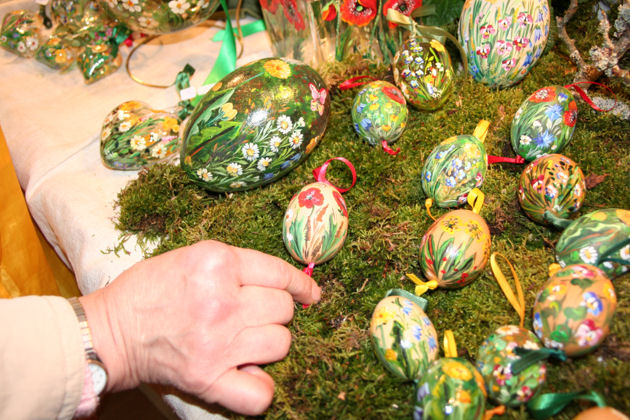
[112,2,630,419]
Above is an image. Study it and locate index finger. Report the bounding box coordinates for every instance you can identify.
[234,246,321,305]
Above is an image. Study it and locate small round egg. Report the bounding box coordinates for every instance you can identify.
[532,264,617,357]
[0,10,45,59]
[574,407,630,420]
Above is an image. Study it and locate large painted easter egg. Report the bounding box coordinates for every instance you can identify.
[421,134,487,208]
[511,86,578,161]
[392,37,455,111]
[0,10,44,58]
[351,80,408,147]
[574,407,630,420]
[283,182,348,266]
[100,101,181,170]
[99,0,219,34]
[476,325,546,406]
[50,0,101,27]
[181,58,330,192]
[458,0,550,88]
[556,209,630,279]
[518,154,585,228]
[532,264,617,357]
[414,358,487,420]
[419,209,491,289]
[370,289,439,381]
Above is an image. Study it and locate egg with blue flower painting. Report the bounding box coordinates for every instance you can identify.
[351,80,408,147]
[370,290,439,381]
[181,58,330,192]
[532,264,617,357]
[511,86,579,161]
[458,0,550,88]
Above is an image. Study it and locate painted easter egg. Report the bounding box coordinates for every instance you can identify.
[370,289,439,381]
[532,264,617,357]
[99,0,219,35]
[351,80,408,147]
[50,0,102,27]
[100,101,181,170]
[574,407,630,420]
[392,37,455,111]
[36,35,80,71]
[283,182,348,266]
[421,135,487,208]
[556,209,630,279]
[181,58,330,192]
[518,154,585,228]
[476,325,546,406]
[78,41,123,83]
[511,86,578,161]
[419,209,491,288]
[414,358,487,420]
[458,0,550,88]
[0,10,44,58]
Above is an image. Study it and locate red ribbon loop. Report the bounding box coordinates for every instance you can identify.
[312,157,357,193]
[302,262,316,277]
[381,140,401,156]
[564,81,617,112]
[487,155,525,164]
[339,75,377,90]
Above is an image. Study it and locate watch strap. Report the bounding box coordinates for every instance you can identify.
[68,297,102,365]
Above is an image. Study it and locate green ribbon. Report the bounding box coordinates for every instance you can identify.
[175,64,196,121]
[542,210,572,230]
[385,288,428,311]
[527,390,607,419]
[107,24,131,60]
[385,8,467,74]
[212,19,266,42]
[510,347,566,375]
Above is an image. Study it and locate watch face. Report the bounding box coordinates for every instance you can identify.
[88,361,108,395]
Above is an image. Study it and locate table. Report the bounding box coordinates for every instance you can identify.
[1,1,274,417]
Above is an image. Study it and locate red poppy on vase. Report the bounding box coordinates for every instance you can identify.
[332,190,348,217]
[281,0,305,30]
[382,0,422,28]
[321,2,337,21]
[563,100,578,127]
[260,0,281,14]
[382,85,405,104]
[298,187,324,208]
[476,44,490,58]
[340,0,377,26]
[530,86,556,103]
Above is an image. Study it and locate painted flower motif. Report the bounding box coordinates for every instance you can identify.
[493,364,512,385]
[531,86,556,103]
[382,0,422,28]
[441,216,459,233]
[517,385,533,402]
[260,0,280,13]
[498,17,512,30]
[534,131,555,148]
[151,143,167,158]
[196,168,212,181]
[579,246,598,264]
[382,85,405,104]
[298,187,324,208]
[533,312,543,336]
[476,44,490,58]
[277,115,293,133]
[400,339,412,349]
[385,348,397,361]
[221,102,237,120]
[373,308,395,325]
[149,131,166,143]
[517,12,533,26]
[513,37,529,51]
[130,135,146,151]
[466,220,483,240]
[340,0,377,26]
[269,136,282,152]
[443,360,472,380]
[264,59,291,79]
[445,176,457,187]
[563,100,578,127]
[620,245,630,260]
[25,37,38,50]
[428,335,437,350]
[497,325,521,335]
[16,42,26,54]
[226,162,243,176]
[582,291,603,316]
[545,104,564,122]
[257,157,272,171]
[573,183,583,197]
[549,284,567,300]
[161,117,180,133]
[280,0,306,30]
[241,143,260,161]
[230,181,246,189]
[496,39,513,56]
[430,39,445,52]
[480,24,496,39]
[289,131,304,149]
[545,185,558,199]
[520,135,532,145]
[502,58,516,71]
[575,319,603,347]
[168,0,190,14]
[122,0,142,12]
[321,3,337,20]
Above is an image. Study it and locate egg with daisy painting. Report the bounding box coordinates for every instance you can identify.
[181,57,330,193]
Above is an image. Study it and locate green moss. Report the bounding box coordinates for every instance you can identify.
[113,3,630,418]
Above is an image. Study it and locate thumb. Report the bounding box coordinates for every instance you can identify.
[206,365,275,416]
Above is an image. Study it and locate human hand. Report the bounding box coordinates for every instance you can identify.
[80,240,321,415]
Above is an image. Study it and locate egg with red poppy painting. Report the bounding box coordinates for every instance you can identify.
[393,37,455,111]
[511,86,579,161]
[351,80,408,149]
[458,0,550,88]
[518,154,585,229]
[283,182,349,266]
[532,264,617,357]
[419,209,491,289]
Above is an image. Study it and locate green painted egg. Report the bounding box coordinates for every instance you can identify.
[181,58,330,192]
[370,289,439,381]
[533,264,617,357]
[282,182,347,266]
[0,10,44,58]
[420,209,491,289]
[393,37,455,111]
[511,86,578,161]
[458,0,550,88]
[36,35,80,71]
[556,209,630,279]
[518,154,585,228]
[50,0,101,27]
[99,0,219,35]
[414,357,487,420]
[476,325,546,406]
[100,101,181,170]
[421,134,487,208]
[351,80,408,147]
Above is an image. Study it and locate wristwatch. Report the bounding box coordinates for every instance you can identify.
[68,297,109,395]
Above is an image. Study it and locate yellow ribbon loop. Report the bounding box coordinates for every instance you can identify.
[443,330,457,358]
[490,253,525,329]
[548,263,562,278]
[425,198,437,221]
[483,405,506,420]
[406,273,439,296]
[472,120,490,143]
[467,188,484,214]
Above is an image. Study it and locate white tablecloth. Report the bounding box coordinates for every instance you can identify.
[1,1,274,417]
